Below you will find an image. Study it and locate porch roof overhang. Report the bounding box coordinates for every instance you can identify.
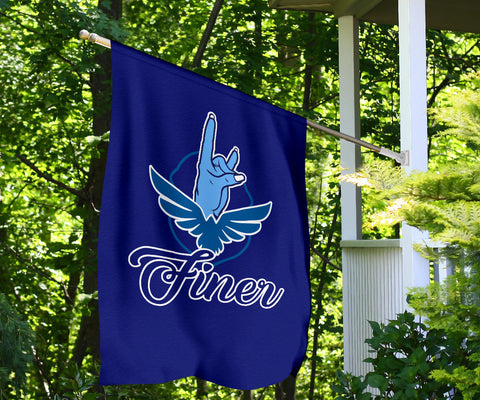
[268,0,480,34]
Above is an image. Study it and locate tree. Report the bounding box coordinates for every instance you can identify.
[0,0,124,397]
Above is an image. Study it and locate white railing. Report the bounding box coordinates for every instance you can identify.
[342,239,403,376]
[341,239,453,377]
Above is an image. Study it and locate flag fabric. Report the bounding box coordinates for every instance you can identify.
[98,41,310,390]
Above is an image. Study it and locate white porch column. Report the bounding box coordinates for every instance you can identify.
[339,15,362,240]
[398,0,430,298]
[339,15,364,375]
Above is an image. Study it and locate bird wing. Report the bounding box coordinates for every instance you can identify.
[149,166,272,255]
[149,166,206,233]
[217,202,272,243]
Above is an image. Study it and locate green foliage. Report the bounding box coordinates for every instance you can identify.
[333,312,461,399]
[401,80,480,255]
[432,74,480,149]
[332,370,371,400]
[335,76,480,399]
[408,260,480,399]
[0,292,35,398]
[53,362,101,400]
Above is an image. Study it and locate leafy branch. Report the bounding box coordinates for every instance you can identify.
[16,154,87,201]
[0,240,75,305]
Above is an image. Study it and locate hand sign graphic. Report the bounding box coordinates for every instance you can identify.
[194,112,246,219]
[149,111,272,255]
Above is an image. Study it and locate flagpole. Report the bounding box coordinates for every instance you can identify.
[78,30,408,166]
[306,120,407,165]
[79,30,111,48]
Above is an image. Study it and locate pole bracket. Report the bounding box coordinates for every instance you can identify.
[379,148,409,166]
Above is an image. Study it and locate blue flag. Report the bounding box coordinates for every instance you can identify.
[98,41,310,390]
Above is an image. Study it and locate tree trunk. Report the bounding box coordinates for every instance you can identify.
[241,390,253,400]
[0,190,6,242]
[196,378,208,399]
[308,207,339,400]
[303,64,313,112]
[302,13,315,112]
[72,0,122,366]
[275,375,297,400]
[191,0,224,68]
[253,0,263,83]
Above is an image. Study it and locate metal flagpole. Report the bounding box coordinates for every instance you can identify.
[79,30,408,166]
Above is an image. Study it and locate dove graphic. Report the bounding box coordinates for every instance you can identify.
[149,112,272,255]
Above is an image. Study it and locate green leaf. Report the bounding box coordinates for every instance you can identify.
[365,373,388,392]
[83,394,101,400]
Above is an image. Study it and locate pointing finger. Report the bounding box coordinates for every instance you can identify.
[198,112,217,167]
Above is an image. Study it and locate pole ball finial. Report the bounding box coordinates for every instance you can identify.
[79,30,90,40]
